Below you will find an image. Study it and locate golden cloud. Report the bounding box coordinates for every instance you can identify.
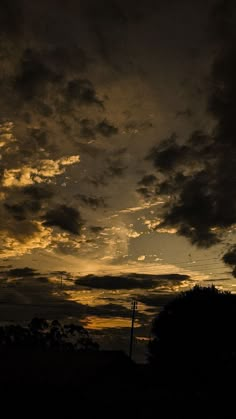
[0,222,53,258]
[2,155,80,187]
[0,122,16,148]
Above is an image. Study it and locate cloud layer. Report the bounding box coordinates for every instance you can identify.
[136,1,236,275]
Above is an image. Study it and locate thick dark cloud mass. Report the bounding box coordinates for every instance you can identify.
[76,273,190,290]
[66,79,103,107]
[79,118,118,140]
[44,205,83,235]
[77,194,107,209]
[6,267,38,277]
[96,120,118,137]
[23,186,54,201]
[138,1,236,263]
[87,303,133,318]
[222,245,236,277]
[138,174,157,187]
[137,293,174,308]
[15,48,62,102]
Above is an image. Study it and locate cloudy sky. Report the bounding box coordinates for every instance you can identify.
[0,0,236,360]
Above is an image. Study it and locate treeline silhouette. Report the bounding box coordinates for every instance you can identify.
[0,317,99,351]
[1,285,236,418]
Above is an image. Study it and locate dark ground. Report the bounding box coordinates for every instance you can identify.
[0,349,235,418]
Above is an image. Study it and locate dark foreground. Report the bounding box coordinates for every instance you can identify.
[0,349,235,418]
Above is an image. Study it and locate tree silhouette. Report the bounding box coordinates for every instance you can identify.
[148,285,236,380]
[0,318,99,352]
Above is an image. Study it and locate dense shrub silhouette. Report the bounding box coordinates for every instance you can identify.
[148,285,236,379]
[0,318,99,352]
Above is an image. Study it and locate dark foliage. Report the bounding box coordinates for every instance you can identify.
[148,285,236,380]
[0,318,99,352]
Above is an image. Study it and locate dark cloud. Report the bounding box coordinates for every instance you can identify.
[138,174,157,187]
[140,2,236,253]
[136,187,154,199]
[108,166,126,177]
[66,79,103,107]
[0,281,87,322]
[204,277,231,282]
[4,185,54,223]
[79,118,118,139]
[82,0,161,68]
[77,194,107,209]
[137,174,158,198]
[0,2,116,151]
[137,293,174,308]
[0,269,147,327]
[96,120,118,137]
[34,276,51,283]
[44,205,83,235]
[223,246,236,277]
[223,246,236,266]
[146,131,209,174]
[29,128,49,147]
[0,45,99,130]
[79,119,95,139]
[89,226,105,234]
[124,119,153,133]
[23,185,54,201]
[83,0,160,25]
[0,0,121,261]
[44,45,88,75]
[87,303,132,318]
[85,174,108,188]
[14,48,62,102]
[4,197,45,219]
[4,203,27,221]
[1,216,41,241]
[107,160,127,177]
[209,0,236,42]
[76,273,190,290]
[6,267,38,278]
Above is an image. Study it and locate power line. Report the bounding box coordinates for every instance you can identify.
[0,266,233,287]
[0,276,235,310]
[0,257,229,279]
[74,262,229,275]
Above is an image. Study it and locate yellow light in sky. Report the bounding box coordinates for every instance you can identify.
[83,316,140,330]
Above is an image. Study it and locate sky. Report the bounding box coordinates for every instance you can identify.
[0,0,236,360]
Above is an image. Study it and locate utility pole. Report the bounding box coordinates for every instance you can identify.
[129,300,138,360]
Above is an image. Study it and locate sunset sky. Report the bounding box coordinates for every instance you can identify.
[0,0,236,360]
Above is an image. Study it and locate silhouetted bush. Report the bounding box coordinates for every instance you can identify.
[0,318,99,352]
[148,285,236,382]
